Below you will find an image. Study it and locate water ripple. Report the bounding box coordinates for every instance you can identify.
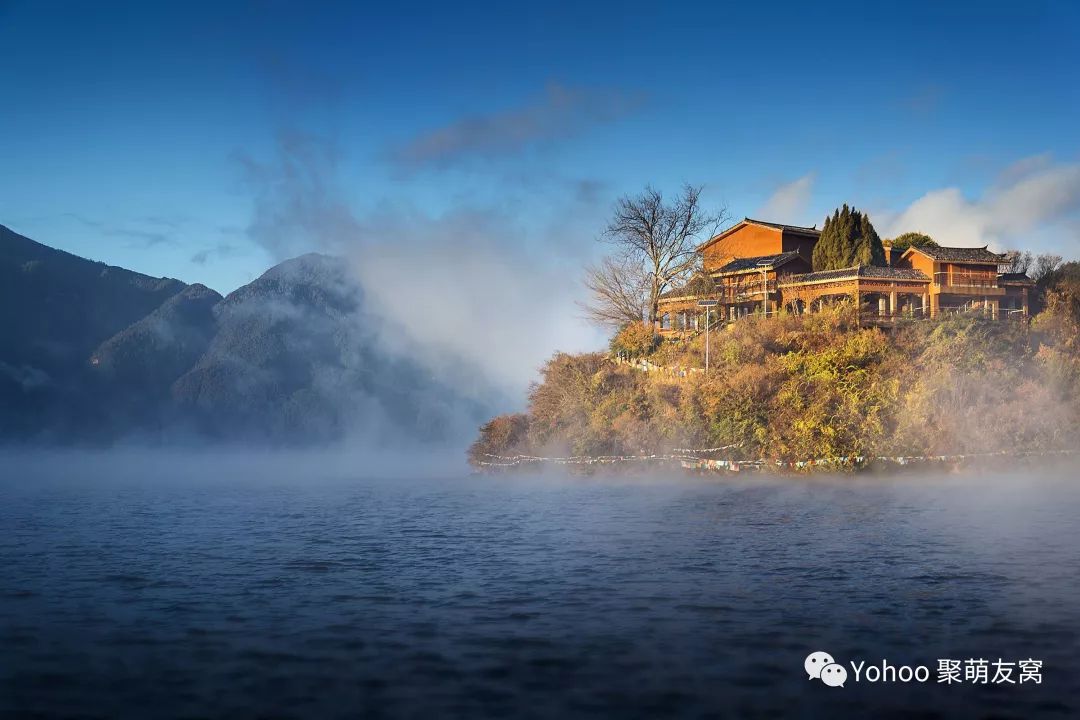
[1,467,1078,717]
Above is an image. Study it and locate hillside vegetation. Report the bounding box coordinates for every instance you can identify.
[470,282,1080,468]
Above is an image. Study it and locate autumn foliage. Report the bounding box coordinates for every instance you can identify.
[470,301,1080,468]
[609,321,660,358]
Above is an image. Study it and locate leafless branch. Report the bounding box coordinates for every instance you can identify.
[579,255,649,327]
[585,184,727,325]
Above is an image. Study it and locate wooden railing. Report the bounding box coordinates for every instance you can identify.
[934,271,998,288]
[716,280,775,301]
[657,315,725,335]
[935,305,1025,320]
[861,306,1026,324]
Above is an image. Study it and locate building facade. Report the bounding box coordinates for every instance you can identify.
[656,217,1031,335]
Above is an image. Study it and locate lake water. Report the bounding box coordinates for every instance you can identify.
[1,453,1078,718]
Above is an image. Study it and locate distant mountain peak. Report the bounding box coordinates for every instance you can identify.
[1,226,483,445]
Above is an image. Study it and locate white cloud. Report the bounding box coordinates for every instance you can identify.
[878,156,1080,256]
[345,203,608,403]
[237,131,608,404]
[757,173,815,224]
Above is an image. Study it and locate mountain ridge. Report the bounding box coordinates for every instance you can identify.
[0,225,482,445]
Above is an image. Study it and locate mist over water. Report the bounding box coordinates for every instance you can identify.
[2,452,1079,718]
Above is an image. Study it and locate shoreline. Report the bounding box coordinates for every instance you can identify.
[475,448,1078,476]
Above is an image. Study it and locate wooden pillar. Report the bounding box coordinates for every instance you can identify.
[990,298,999,320]
[889,291,898,317]
[1022,289,1029,318]
[922,293,930,318]
[930,293,940,318]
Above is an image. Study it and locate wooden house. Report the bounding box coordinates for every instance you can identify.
[893,245,1015,319]
[655,216,1032,335]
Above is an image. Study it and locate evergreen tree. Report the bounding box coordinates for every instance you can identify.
[889,232,937,253]
[811,204,886,271]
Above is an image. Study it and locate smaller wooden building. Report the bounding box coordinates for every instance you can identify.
[894,245,1009,318]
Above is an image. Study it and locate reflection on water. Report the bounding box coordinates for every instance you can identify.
[1,456,1078,718]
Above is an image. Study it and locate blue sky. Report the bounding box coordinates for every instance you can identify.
[2,0,1079,302]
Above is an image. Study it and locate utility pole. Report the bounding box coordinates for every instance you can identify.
[756,259,773,316]
[697,299,718,374]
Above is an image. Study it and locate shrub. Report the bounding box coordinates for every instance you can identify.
[468,413,530,464]
[609,321,660,358]
[470,308,1080,469]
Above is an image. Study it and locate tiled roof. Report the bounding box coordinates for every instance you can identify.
[999,272,1034,285]
[712,251,804,275]
[907,245,1005,263]
[699,217,820,250]
[742,218,821,236]
[782,265,930,284]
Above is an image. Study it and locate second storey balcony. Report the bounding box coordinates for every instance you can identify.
[716,279,776,302]
[932,270,1005,295]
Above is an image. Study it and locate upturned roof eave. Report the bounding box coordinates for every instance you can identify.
[901,244,1006,264]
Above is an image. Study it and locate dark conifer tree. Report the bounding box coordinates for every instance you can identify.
[811,204,886,271]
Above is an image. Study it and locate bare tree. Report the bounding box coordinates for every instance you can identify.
[781,281,816,316]
[1003,250,1062,283]
[1001,250,1032,275]
[580,255,649,326]
[1031,253,1064,284]
[583,184,726,327]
